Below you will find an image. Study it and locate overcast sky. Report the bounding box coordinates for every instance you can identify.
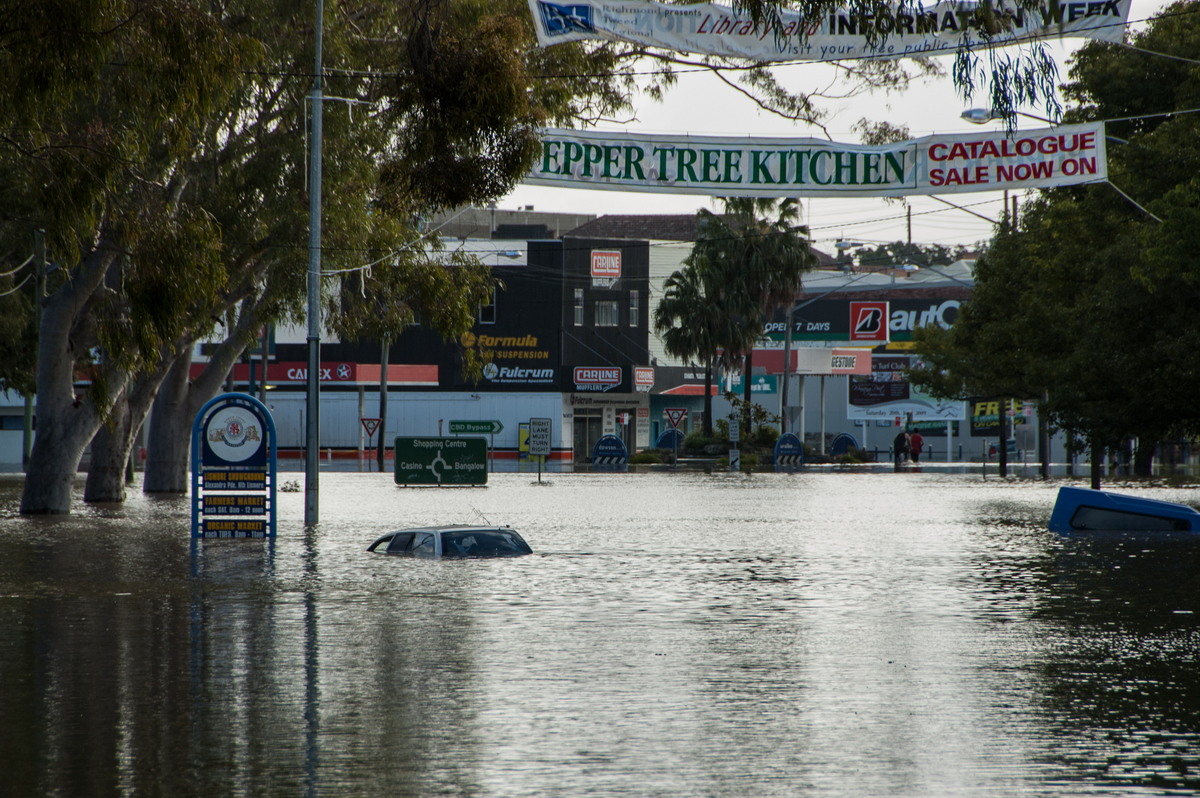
[502,0,1169,252]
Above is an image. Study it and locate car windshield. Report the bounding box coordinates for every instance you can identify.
[440,530,531,558]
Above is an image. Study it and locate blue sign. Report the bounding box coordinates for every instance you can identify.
[591,434,628,471]
[829,432,860,457]
[774,432,804,472]
[191,393,277,538]
[656,428,684,450]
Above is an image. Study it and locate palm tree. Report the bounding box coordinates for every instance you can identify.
[654,265,722,435]
[691,198,817,435]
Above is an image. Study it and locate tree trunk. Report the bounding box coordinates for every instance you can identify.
[85,372,162,502]
[997,399,1009,477]
[143,324,250,493]
[1090,432,1102,490]
[1133,439,1154,477]
[377,337,389,472]
[21,249,124,515]
[703,360,714,437]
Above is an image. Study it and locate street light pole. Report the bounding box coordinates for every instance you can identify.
[305,0,324,525]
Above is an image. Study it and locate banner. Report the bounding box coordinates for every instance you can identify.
[847,355,967,420]
[528,123,1106,197]
[528,0,1130,62]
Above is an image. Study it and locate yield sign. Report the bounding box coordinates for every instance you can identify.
[361,417,382,438]
[665,407,687,429]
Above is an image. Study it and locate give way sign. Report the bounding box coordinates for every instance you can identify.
[361,417,382,439]
[665,408,687,429]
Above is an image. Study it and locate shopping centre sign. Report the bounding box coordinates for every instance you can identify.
[528,124,1107,198]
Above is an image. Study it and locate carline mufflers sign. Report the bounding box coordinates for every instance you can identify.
[574,366,622,391]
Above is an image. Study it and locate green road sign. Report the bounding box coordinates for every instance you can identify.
[448,419,503,435]
[394,437,488,486]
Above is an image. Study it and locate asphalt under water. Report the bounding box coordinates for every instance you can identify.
[1,470,1197,797]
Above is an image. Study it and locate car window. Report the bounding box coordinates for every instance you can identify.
[367,533,394,552]
[386,532,415,553]
[411,533,436,557]
[442,530,532,557]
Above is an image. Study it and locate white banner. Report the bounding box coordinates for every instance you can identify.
[529,123,1107,197]
[528,0,1130,61]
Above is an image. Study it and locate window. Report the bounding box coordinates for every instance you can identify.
[629,290,639,327]
[574,288,584,327]
[478,289,496,325]
[595,300,619,327]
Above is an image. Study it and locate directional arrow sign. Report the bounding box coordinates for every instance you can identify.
[448,420,503,435]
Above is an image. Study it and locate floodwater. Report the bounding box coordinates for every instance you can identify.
[1,470,1198,797]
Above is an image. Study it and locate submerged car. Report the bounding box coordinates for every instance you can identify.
[367,525,533,558]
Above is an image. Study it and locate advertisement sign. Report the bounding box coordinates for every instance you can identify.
[634,366,655,392]
[461,330,557,387]
[764,296,962,344]
[529,0,1129,62]
[574,365,622,392]
[728,374,778,394]
[774,432,804,472]
[847,355,966,420]
[394,437,488,485]
[849,301,890,344]
[970,398,1031,436]
[591,249,622,288]
[529,124,1107,198]
[591,434,629,471]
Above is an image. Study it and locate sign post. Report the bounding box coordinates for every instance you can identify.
[529,417,552,483]
[728,409,740,473]
[360,417,381,471]
[192,393,277,538]
[665,407,687,467]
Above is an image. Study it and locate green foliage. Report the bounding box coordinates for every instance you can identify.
[910,2,1200,452]
[628,451,663,465]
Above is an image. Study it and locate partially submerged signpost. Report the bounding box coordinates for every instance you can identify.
[529,417,551,483]
[192,393,277,538]
[394,437,488,486]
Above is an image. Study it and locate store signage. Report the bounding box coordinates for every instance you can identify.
[850,301,890,343]
[529,0,1129,62]
[634,366,655,392]
[591,249,622,287]
[574,366,622,392]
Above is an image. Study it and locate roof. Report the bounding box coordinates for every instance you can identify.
[566,214,835,266]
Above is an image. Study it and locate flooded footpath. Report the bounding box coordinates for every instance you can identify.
[1,470,1198,797]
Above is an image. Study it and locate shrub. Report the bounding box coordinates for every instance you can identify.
[629,451,663,465]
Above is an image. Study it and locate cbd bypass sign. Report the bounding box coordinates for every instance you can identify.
[395,437,488,486]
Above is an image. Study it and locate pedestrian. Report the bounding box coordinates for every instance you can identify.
[893,429,910,469]
[909,430,924,463]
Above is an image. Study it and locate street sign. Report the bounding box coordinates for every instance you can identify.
[360,417,381,438]
[394,437,488,485]
[191,393,277,538]
[728,449,741,472]
[529,417,552,456]
[448,419,503,435]
[665,407,687,429]
[591,434,628,471]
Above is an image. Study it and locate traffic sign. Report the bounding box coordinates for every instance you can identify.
[665,407,687,428]
[448,419,503,435]
[394,437,488,485]
[529,417,552,456]
[360,417,381,438]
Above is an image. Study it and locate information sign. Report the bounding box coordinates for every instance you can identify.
[191,393,277,539]
[774,432,804,472]
[529,418,552,456]
[591,434,628,471]
[394,437,488,485]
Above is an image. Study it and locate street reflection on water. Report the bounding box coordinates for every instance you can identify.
[0,471,1197,797]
